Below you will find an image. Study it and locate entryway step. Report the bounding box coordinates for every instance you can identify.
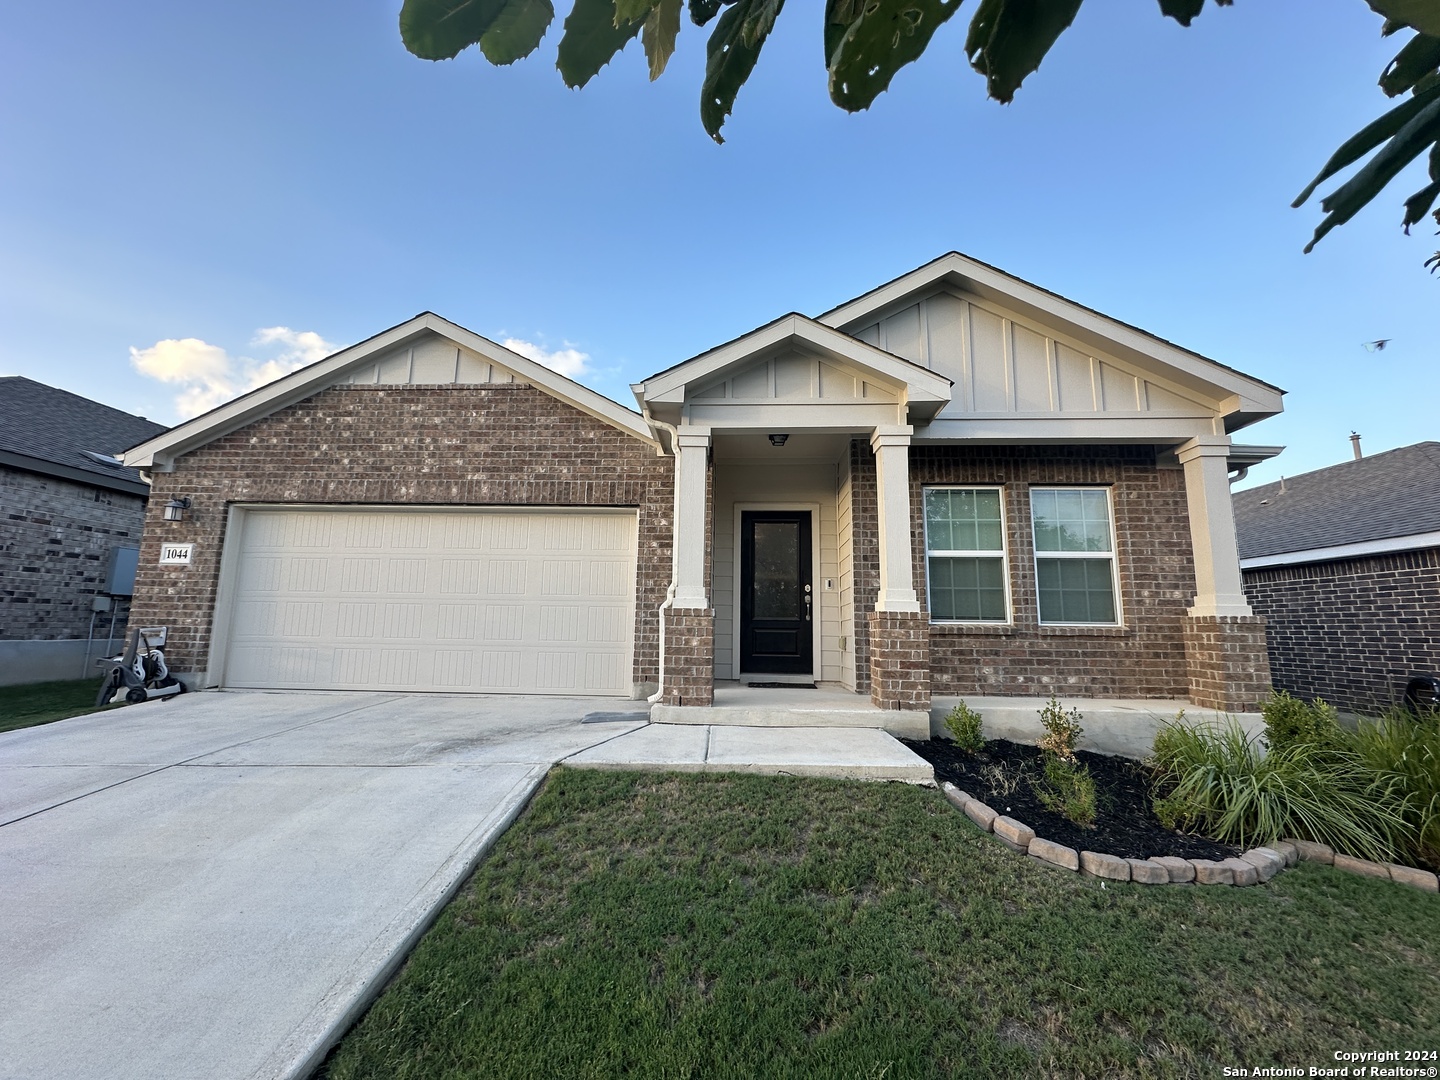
[563,725,935,784]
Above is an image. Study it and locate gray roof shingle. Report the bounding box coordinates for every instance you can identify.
[0,377,168,492]
[1232,442,1440,559]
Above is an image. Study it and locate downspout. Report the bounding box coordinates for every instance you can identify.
[641,404,680,705]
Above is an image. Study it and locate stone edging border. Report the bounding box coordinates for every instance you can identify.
[940,782,1440,893]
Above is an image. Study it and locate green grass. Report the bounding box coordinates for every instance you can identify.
[0,678,117,733]
[321,769,1440,1080]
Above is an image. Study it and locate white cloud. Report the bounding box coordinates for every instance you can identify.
[501,337,593,380]
[130,326,337,420]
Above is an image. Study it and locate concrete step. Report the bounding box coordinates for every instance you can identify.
[563,724,935,784]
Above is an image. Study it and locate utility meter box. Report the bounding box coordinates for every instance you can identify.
[105,546,140,596]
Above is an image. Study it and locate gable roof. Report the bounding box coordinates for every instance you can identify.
[0,377,168,495]
[124,312,657,470]
[816,252,1283,431]
[1233,442,1440,561]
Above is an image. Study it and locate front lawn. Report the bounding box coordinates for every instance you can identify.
[321,769,1440,1079]
[0,678,117,733]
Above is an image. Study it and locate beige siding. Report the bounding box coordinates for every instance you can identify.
[711,463,841,683]
[836,449,856,691]
[343,330,525,387]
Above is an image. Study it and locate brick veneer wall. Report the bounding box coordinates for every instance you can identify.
[867,610,931,710]
[1243,548,1440,712]
[0,467,146,640]
[129,385,673,686]
[1183,615,1272,711]
[659,609,715,706]
[847,442,1221,700]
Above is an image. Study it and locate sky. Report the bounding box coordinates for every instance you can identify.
[0,0,1435,489]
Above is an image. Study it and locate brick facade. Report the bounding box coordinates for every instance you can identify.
[844,441,1269,707]
[867,610,931,710]
[1243,548,1440,712]
[1,467,146,640]
[129,384,673,685]
[1182,615,1272,711]
[658,609,715,706]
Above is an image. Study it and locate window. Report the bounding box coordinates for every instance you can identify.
[924,487,1008,622]
[1030,487,1119,624]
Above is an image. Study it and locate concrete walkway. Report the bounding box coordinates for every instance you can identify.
[564,723,935,783]
[0,691,644,1080]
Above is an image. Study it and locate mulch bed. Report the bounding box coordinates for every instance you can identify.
[902,737,1239,861]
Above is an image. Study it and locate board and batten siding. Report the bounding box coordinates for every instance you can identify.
[849,290,1212,420]
[342,330,527,387]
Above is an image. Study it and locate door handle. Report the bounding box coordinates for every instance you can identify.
[804,585,812,622]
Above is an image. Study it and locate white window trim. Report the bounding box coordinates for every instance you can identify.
[923,484,1012,625]
[1030,485,1123,627]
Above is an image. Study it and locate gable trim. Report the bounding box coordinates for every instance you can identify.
[124,313,657,469]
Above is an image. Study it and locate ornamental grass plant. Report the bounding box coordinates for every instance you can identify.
[1346,707,1440,871]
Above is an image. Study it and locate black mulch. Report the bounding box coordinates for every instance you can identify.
[902,737,1239,861]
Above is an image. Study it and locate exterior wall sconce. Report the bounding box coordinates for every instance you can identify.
[768,433,790,447]
[163,497,192,522]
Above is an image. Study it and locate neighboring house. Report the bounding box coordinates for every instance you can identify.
[1,377,168,685]
[122,253,1283,731]
[1234,442,1440,713]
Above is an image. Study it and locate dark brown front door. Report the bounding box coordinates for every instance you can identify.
[739,510,813,676]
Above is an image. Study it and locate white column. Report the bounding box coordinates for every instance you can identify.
[1176,435,1253,617]
[870,426,920,613]
[671,428,711,609]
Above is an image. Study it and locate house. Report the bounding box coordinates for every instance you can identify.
[1,377,168,684]
[1234,441,1440,713]
[122,253,1283,734]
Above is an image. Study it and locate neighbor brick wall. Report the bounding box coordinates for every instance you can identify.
[0,467,146,640]
[846,442,1217,700]
[129,385,673,684]
[1243,548,1440,712]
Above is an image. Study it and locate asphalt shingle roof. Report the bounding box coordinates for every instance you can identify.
[1232,441,1440,559]
[0,377,168,491]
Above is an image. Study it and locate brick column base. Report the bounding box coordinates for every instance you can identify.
[1183,614,1272,711]
[868,610,931,711]
[659,608,715,706]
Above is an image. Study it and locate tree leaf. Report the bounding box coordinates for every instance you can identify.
[401,0,513,60]
[481,0,556,64]
[616,0,658,24]
[826,0,963,113]
[557,0,646,87]
[1380,33,1440,97]
[1293,82,1440,207]
[700,0,785,142]
[1156,0,1205,27]
[966,0,1084,105]
[1304,95,1440,252]
[1366,0,1440,38]
[1402,178,1440,228]
[688,0,729,27]
[643,0,683,78]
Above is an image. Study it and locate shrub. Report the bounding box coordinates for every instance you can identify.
[1037,695,1083,761]
[1034,754,1098,827]
[943,701,985,754]
[1262,690,1341,751]
[1150,715,1408,862]
[1345,708,1440,871]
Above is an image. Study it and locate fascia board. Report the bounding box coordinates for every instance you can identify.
[0,449,151,496]
[126,312,656,468]
[1241,531,1440,570]
[818,253,1283,415]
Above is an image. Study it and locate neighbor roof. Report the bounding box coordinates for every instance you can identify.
[1233,442,1440,560]
[0,377,168,496]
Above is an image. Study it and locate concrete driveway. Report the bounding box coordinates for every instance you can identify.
[0,690,645,1080]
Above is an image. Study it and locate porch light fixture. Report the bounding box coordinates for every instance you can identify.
[162,497,192,522]
[768,433,790,447]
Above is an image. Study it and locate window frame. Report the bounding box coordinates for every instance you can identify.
[922,484,1012,625]
[1029,485,1123,627]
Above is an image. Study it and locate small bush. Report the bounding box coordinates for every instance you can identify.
[1037,695,1083,761]
[1150,715,1408,861]
[943,701,986,754]
[1262,690,1341,750]
[1345,708,1440,871]
[1034,754,1098,827]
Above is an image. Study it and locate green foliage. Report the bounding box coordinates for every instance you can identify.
[1034,753,1098,827]
[1261,690,1342,751]
[1036,695,1083,761]
[965,0,1083,105]
[1150,715,1409,862]
[1347,708,1440,870]
[700,0,784,141]
[826,0,962,112]
[943,700,986,754]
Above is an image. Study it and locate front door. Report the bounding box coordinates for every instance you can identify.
[739,510,813,676]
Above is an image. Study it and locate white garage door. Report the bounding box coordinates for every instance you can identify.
[220,508,637,695]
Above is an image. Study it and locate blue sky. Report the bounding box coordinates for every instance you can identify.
[1,0,1434,487]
